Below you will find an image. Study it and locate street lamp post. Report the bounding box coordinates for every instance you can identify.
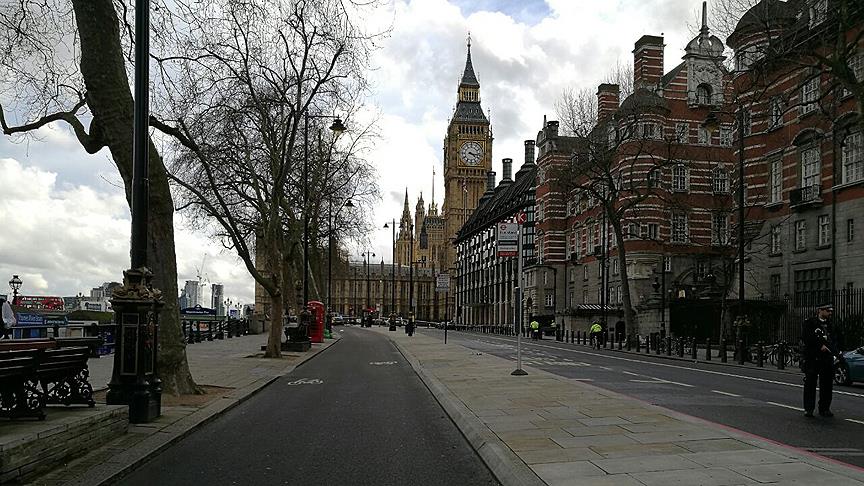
[107,0,161,424]
[383,219,396,330]
[8,275,22,305]
[327,198,353,333]
[303,114,345,330]
[361,251,375,319]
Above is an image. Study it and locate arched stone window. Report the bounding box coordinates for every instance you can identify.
[696,83,712,105]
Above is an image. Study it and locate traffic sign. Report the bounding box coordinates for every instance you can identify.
[497,222,518,257]
[516,211,528,224]
[436,273,450,293]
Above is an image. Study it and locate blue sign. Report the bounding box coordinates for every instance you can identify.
[15,312,44,327]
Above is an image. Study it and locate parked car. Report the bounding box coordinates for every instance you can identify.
[835,346,864,386]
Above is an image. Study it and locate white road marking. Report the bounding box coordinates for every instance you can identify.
[630,379,665,384]
[766,401,804,412]
[598,366,613,371]
[474,335,864,399]
[572,378,594,381]
[622,371,640,376]
[712,390,741,397]
[846,419,864,426]
[287,378,323,385]
[369,361,397,366]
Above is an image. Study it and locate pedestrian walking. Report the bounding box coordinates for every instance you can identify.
[801,304,841,418]
[589,320,602,349]
[0,298,14,339]
[530,319,539,340]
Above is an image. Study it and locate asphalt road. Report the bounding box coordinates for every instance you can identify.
[417,328,864,468]
[120,327,499,486]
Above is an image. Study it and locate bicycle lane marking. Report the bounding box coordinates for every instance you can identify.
[467,334,864,400]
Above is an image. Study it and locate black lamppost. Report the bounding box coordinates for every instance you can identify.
[303,115,345,328]
[383,219,396,326]
[107,0,161,423]
[8,275,21,305]
[327,197,353,333]
[361,251,375,316]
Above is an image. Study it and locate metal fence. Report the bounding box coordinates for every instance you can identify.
[670,288,864,349]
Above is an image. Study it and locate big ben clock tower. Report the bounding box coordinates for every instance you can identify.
[442,37,493,270]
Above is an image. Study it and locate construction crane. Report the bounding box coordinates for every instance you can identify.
[195,254,210,307]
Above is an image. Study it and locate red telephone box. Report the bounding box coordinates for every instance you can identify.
[307,301,325,343]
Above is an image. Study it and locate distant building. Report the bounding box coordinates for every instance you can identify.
[330,260,441,321]
[211,283,225,316]
[183,280,200,308]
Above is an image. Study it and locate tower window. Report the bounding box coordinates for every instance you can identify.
[696,84,713,105]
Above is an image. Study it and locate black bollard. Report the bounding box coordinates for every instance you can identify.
[720,339,728,363]
[706,338,712,361]
[626,334,632,351]
[737,339,745,365]
[666,336,672,356]
[757,341,764,367]
[691,338,698,360]
[618,334,623,350]
[636,335,642,353]
[677,338,684,357]
[655,334,661,355]
[777,341,786,370]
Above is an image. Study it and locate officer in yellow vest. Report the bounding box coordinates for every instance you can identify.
[530,319,540,340]
[589,321,603,349]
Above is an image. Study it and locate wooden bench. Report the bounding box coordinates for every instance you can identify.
[0,349,45,420]
[36,347,95,407]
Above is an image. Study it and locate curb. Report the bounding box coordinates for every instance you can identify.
[65,337,343,486]
[384,331,545,486]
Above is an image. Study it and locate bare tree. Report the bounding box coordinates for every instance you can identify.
[0,0,199,394]
[148,0,384,357]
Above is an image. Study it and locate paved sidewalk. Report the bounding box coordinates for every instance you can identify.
[377,328,864,486]
[27,333,340,486]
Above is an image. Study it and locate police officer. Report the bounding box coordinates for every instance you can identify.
[530,319,539,340]
[589,321,602,349]
[801,304,840,418]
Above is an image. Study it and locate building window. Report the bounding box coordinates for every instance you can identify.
[610,286,617,305]
[664,255,672,272]
[582,289,588,303]
[712,213,729,245]
[647,223,659,240]
[671,213,688,243]
[842,130,863,184]
[794,267,830,295]
[675,123,689,144]
[647,168,660,188]
[795,220,807,251]
[583,265,588,280]
[696,83,712,105]
[769,157,782,203]
[698,127,711,145]
[848,219,855,243]
[543,271,548,285]
[818,214,830,247]
[720,126,732,146]
[771,225,782,254]
[545,293,553,307]
[627,222,638,240]
[712,167,729,193]
[612,258,619,275]
[800,145,821,189]
[770,274,782,299]
[641,122,658,139]
[809,0,827,28]
[672,164,688,192]
[770,97,783,128]
[617,285,622,303]
[801,76,820,114]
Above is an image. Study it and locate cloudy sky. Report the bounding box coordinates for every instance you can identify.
[0,0,708,307]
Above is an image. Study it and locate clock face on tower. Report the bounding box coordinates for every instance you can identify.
[459,141,484,166]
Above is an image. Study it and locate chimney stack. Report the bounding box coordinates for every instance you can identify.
[546,120,559,138]
[485,171,496,193]
[524,140,536,166]
[597,83,620,122]
[501,158,513,182]
[633,35,664,89]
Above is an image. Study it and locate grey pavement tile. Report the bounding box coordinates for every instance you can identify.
[507,437,562,452]
[563,425,628,437]
[539,474,646,486]
[487,420,547,433]
[729,462,864,484]
[590,442,691,459]
[518,447,604,465]
[553,434,639,449]
[627,428,730,444]
[530,460,608,485]
[577,417,631,426]
[619,421,704,433]
[496,427,574,441]
[631,466,758,486]
[683,450,797,467]
[592,454,703,474]
[537,407,590,420]
[674,439,757,453]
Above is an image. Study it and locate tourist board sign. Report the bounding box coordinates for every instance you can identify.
[497,222,518,257]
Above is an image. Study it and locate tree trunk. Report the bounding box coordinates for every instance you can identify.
[609,213,637,336]
[72,0,198,394]
[264,240,284,358]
